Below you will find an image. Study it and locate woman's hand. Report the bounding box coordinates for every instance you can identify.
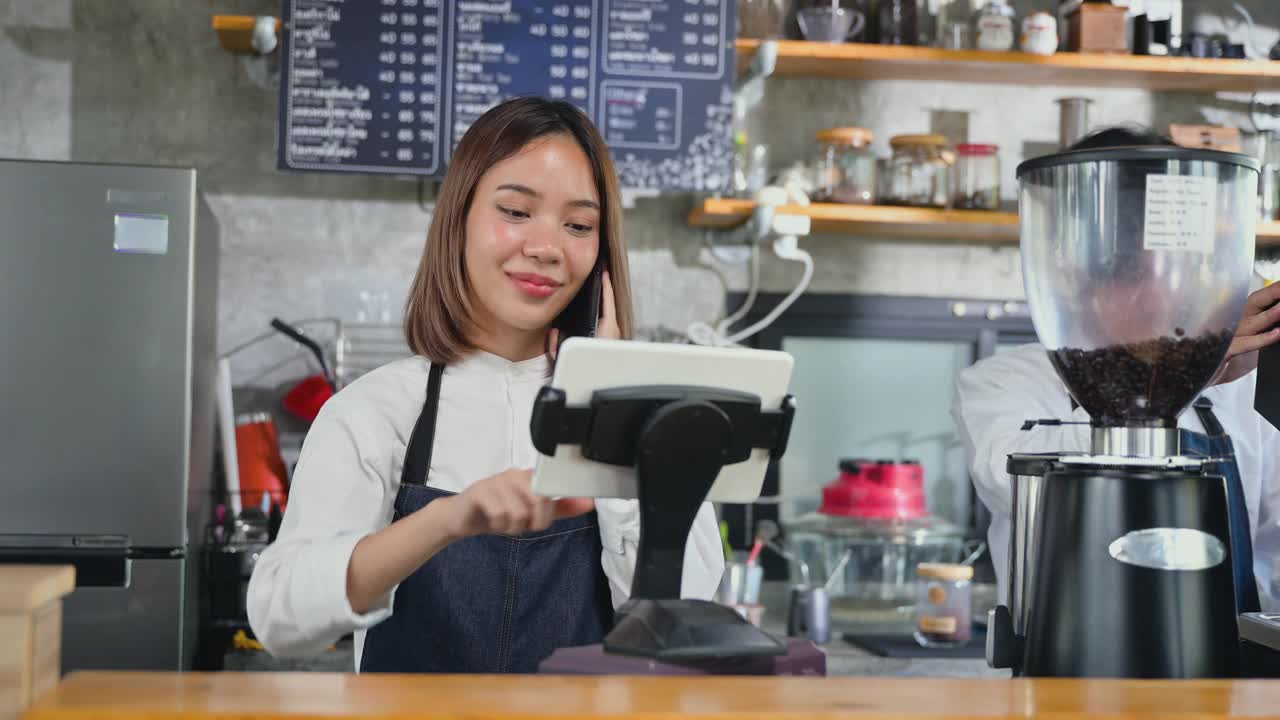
[549,270,620,357]
[346,470,592,613]
[1212,282,1280,386]
[441,469,594,538]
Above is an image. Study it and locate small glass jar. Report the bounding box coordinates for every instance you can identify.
[737,0,789,39]
[914,562,973,648]
[885,134,951,208]
[951,143,1000,210]
[936,0,974,49]
[975,0,1016,51]
[814,127,877,205]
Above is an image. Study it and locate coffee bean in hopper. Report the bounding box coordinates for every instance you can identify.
[1048,330,1234,426]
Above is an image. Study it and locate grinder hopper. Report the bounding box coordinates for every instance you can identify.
[1017,146,1258,434]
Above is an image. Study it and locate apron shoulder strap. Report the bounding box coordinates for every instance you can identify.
[401,362,445,486]
[1192,396,1226,437]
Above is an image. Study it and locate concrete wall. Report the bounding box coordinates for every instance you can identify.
[3,0,1278,384]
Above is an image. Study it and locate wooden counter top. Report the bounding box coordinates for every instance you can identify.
[23,671,1280,720]
[0,566,74,613]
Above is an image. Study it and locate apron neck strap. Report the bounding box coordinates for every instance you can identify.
[401,362,445,486]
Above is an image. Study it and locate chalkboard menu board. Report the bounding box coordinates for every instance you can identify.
[278,0,736,191]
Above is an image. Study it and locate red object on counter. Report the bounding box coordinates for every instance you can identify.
[282,374,334,423]
[819,459,927,520]
[235,413,289,512]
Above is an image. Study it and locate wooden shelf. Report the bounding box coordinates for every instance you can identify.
[691,198,1280,248]
[212,14,280,54]
[737,39,1280,93]
[689,198,1019,243]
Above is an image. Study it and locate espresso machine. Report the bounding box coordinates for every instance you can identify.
[985,145,1260,678]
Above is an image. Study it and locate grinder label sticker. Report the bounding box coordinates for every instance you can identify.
[1143,174,1217,254]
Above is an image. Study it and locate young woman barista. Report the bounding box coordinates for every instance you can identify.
[247,97,726,673]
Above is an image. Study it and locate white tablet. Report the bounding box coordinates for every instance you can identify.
[531,338,795,504]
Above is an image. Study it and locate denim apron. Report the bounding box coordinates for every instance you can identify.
[1181,397,1262,615]
[360,363,614,673]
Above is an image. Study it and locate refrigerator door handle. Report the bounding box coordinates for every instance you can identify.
[0,535,132,588]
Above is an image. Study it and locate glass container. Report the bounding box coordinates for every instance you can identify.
[1017,146,1259,428]
[738,0,790,39]
[885,134,952,208]
[951,143,1000,210]
[914,562,973,648]
[814,127,878,204]
[936,0,973,48]
[789,513,966,631]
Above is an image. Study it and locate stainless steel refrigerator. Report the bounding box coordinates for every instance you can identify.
[0,159,218,671]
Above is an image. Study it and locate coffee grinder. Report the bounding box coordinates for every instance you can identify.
[985,145,1260,678]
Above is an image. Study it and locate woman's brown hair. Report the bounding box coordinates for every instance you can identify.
[404,97,634,364]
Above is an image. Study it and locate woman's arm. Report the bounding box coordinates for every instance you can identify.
[250,405,592,657]
[345,468,591,613]
[344,494,461,614]
[246,400,398,658]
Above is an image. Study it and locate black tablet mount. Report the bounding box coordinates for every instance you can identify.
[531,384,796,659]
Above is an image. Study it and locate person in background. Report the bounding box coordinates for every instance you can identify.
[247,97,725,673]
[954,126,1280,613]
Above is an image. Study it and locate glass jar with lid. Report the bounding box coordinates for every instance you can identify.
[885,134,952,208]
[814,127,877,205]
[913,562,973,648]
[950,143,1000,210]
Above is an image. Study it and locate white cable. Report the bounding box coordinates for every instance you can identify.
[702,230,753,265]
[719,235,813,346]
[696,234,814,345]
[688,240,761,346]
[1232,3,1268,60]
[717,241,761,335]
[251,16,278,54]
[688,235,813,346]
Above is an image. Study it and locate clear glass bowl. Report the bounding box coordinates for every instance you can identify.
[787,512,965,631]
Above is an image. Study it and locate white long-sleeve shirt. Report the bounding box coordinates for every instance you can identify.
[247,350,726,670]
[953,342,1280,612]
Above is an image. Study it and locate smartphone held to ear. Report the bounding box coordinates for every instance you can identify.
[555,260,604,340]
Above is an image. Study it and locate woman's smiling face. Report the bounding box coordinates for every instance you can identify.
[462,133,601,347]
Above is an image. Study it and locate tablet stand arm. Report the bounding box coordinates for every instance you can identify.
[531,385,796,659]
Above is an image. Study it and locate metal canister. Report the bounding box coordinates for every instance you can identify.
[1055,98,1092,149]
[786,585,832,644]
[1260,165,1279,221]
